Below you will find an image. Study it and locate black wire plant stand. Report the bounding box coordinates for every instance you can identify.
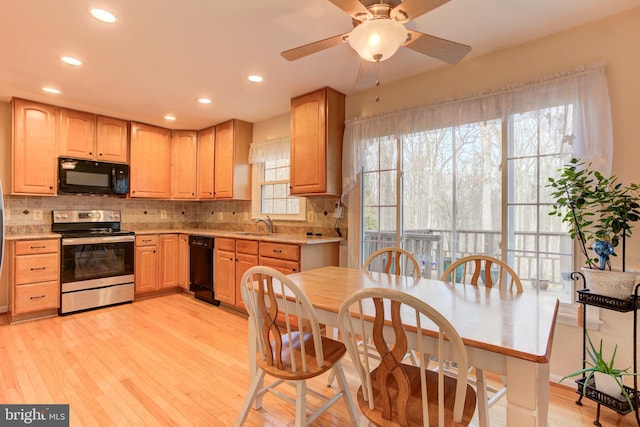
[572,271,640,426]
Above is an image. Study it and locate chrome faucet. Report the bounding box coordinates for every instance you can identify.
[254,216,273,233]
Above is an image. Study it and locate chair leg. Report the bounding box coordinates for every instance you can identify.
[332,362,358,425]
[235,369,266,427]
[475,368,490,427]
[295,380,308,427]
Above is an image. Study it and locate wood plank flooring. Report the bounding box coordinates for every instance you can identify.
[0,293,637,426]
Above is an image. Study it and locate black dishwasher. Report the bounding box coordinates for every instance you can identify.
[189,235,219,306]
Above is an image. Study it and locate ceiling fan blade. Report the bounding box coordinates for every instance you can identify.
[391,0,450,23]
[281,33,350,61]
[327,0,371,20]
[355,60,377,90]
[404,29,471,64]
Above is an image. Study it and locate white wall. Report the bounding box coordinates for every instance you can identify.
[345,7,640,382]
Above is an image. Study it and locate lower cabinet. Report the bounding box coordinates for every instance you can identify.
[8,238,60,322]
[178,234,189,290]
[135,234,179,296]
[215,238,339,313]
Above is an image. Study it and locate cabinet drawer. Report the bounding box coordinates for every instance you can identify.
[15,253,60,284]
[259,242,299,261]
[236,239,258,255]
[216,238,236,252]
[14,280,60,314]
[260,257,300,274]
[136,235,158,247]
[15,239,59,255]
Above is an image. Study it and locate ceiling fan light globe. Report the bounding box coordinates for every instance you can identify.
[349,18,406,62]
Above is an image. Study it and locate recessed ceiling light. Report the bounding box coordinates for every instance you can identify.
[164,115,176,121]
[60,56,82,66]
[248,74,263,83]
[90,8,117,23]
[42,87,61,94]
[197,97,212,104]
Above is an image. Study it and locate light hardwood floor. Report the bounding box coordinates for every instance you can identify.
[0,293,637,426]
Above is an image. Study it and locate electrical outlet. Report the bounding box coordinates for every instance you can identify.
[33,210,43,221]
[307,211,314,223]
[216,212,224,221]
[160,210,167,219]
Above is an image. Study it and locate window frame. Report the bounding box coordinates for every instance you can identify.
[251,160,306,221]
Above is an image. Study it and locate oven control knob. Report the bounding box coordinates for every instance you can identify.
[109,212,119,219]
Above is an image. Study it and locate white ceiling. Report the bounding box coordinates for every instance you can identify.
[1,0,637,130]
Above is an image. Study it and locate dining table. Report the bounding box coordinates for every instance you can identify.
[246,266,559,427]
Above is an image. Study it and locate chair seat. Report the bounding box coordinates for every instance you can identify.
[357,363,477,427]
[259,332,347,381]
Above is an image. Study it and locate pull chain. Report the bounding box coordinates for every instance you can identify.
[374,53,382,102]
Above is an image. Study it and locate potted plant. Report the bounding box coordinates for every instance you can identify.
[547,158,640,298]
[561,332,638,409]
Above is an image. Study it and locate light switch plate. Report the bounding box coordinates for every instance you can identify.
[307,211,314,223]
[33,210,43,220]
[160,210,167,219]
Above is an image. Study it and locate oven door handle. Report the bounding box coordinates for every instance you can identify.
[62,235,135,245]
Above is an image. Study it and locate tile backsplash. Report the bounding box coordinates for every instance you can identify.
[2,194,347,238]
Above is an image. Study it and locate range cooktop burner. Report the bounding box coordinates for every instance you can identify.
[52,209,134,238]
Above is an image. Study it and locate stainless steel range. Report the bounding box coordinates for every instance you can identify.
[52,209,135,314]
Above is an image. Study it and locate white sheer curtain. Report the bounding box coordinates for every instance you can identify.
[342,62,612,202]
[248,136,290,164]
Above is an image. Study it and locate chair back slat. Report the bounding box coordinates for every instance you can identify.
[363,247,422,279]
[441,254,523,292]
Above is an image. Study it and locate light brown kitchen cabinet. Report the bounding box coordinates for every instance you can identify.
[8,238,60,322]
[130,122,172,198]
[158,234,179,289]
[234,241,258,312]
[197,126,215,199]
[59,109,129,163]
[172,130,198,199]
[135,235,159,294]
[213,119,253,199]
[259,240,340,275]
[214,238,236,305]
[135,234,180,295]
[289,87,345,196]
[178,234,190,289]
[11,98,59,195]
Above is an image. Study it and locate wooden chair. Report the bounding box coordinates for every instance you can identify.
[235,266,357,427]
[362,247,422,279]
[440,254,523,427]
[440,254,523,292]
[337,288,477,426]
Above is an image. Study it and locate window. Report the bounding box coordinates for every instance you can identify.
[346,64,612,317]
[249,137,305,221]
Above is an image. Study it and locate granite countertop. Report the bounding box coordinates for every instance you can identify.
[4,232,62,241]
[134,229,343,245]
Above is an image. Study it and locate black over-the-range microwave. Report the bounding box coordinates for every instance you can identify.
[58,157,129,196]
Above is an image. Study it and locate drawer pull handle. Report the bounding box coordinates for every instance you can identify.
[142,239,152,242]
[273,249,282,254]
[30,267,46,271]
[30,295,46,300]
[30,245,46,249]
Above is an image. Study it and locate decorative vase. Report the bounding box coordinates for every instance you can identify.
[593,372,623,398]
[581,267,638,299]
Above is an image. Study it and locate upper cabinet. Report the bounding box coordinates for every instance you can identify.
[213,119,252,200]
[129,122,172,198]
[11,98,59,195]
[59,108,128,163]
[171,130,198,199]
[196,126,215,199]
[290,87,345,196]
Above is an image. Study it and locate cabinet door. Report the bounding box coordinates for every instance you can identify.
[172,130,197,199]
[235,252,257,311]
[130,122,172,198]
[214,120,234,199]
[96,116,128,163]
[158,234,179,289]
[11,99,58,195]
[178,234,189,289]
[259,257,300,275]
[197,126,215,199]
[214,248,236,305]
[135,245,158,293]
[290,87,344,196]
[59,108,96,160]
